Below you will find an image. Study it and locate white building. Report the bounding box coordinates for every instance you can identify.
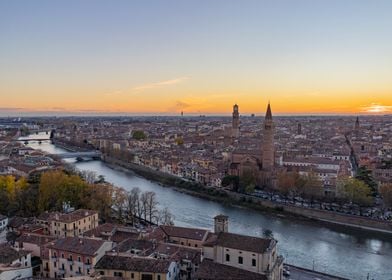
[0,215,8,232]
[0,244,32,280]
[200,215,283,280]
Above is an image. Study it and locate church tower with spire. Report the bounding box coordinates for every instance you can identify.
[354,116,360,131]
[262,102,274,170]
[232,104,240,138]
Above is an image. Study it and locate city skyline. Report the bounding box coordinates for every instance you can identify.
[1,0,392,115]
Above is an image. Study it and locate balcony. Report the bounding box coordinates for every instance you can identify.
[67,258,74,264]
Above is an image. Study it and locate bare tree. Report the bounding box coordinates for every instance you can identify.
[140,191,149,221]
[127,187,141,225]
[112,187,128,223]
[146,191,159,223]
[140,191,159,223]
[158,207,175,225]
[80,170,97,184]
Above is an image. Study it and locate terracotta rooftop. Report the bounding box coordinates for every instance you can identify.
[16,233,56,246]
[47,237,108,256]
[161,225,209,241]
[116,239,154,255]
[95,255,171,273]
[83,223,117,240]
[0,243,30,264]
[47,209,98,223]
[194,259,267,280]
[204,232,273,254]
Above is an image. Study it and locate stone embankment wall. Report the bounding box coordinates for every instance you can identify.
[225,191,392,234]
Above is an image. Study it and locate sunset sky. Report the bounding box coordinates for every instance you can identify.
[1,0,391,116]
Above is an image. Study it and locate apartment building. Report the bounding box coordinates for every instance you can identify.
[38,209,99,238]
[47,237,112,278]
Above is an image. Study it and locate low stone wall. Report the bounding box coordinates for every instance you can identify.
[226,192,392,234]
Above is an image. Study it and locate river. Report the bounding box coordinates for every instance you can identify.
[22,134,392,280]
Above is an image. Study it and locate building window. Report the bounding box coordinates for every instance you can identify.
[252,259,256,267]
[78,256,81,262]
[238,256,243,264]
[225,254,230,262]
[157,275,161,280]
[100,271,104,275]
[131,273,134,279]
[114,272,123,277]
[70,265,73,271]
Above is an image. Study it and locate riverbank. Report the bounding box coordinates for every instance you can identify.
[101,155,392,235]
[26,136,391,280]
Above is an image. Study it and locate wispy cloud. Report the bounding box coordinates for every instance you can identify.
[360,103,392,114]
[132,76,190,92]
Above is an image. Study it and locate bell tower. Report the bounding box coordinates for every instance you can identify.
[232,104,240,138]
[214,214,229,233]
[354,116,360,131]
[262,102,274,170]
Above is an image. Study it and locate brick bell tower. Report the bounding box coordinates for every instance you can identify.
[262,102,274,170]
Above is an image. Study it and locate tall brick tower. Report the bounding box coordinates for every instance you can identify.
[262,102,274,170]
[232,104,240,138]
[355,116,360,131]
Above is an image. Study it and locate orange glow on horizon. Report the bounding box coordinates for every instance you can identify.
[2,80,391,115]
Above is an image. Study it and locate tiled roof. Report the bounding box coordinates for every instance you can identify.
[194,259,267,280]
[16,233,56,246]
[83,223,117,240]
[47,237,107,256]
[204,232,273,254]
[0,244,30,264]
[48,209,97,223]
[116,239,154,255]
[95,255,171,273]
[161,225,208,241]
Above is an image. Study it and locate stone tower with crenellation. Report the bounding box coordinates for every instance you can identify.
[232,104,240,138]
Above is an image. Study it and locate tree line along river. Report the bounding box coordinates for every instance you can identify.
[23,134,392,280]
